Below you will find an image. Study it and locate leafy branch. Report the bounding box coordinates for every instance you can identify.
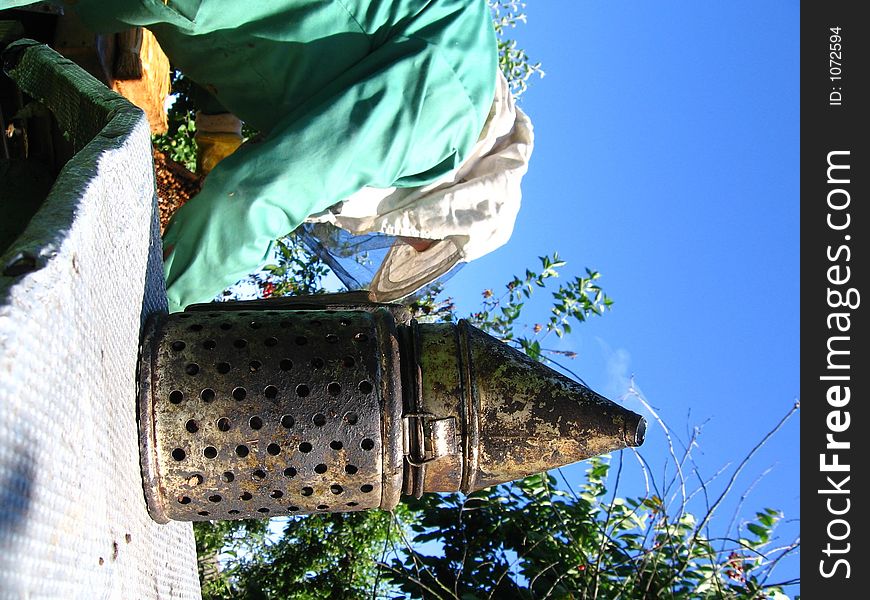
[469,252,612,361]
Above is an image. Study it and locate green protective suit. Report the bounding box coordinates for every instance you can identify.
[27,0,498,311]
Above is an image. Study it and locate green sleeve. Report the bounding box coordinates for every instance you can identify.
[162,35,494,312]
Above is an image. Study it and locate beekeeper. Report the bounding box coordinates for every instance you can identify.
[9,0,533,311]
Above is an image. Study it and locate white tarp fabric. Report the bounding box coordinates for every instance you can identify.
[0,40,200,599]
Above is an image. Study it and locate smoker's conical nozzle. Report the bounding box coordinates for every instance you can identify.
[407,321,646,495]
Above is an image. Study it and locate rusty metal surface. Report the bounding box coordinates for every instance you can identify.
[185,292,413,324]
[412,323,465,493]
[408,320,644,494]
[139,308,398,521]
[403,321,645,495]
[373,308,404,510]
[461,323,645,491]
[139,294,645,523]
[398,321,426,497]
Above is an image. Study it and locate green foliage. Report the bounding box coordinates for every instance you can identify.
[253,236,331,298]
[195,519,269,599]
[383,457,795,600]
[151,71,199,171]
[489,1,545,98]
[195,504,418,599]
[469,253,612,361]
[152,107,197,171]
[406,282,457,323]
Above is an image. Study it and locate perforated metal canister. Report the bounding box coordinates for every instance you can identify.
[138,306,403,522]
[138,294,646,523]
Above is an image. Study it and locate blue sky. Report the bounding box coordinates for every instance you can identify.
[445,0,800,589]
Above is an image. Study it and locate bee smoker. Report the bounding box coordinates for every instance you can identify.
[138,294,645,522]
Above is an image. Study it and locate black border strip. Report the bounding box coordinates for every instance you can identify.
[801,3,868,595]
